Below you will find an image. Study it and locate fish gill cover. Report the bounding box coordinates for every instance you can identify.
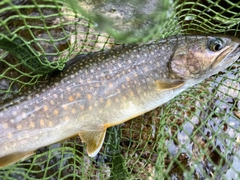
[0,0,239,179]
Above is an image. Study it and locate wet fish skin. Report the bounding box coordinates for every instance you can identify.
[0,35,239,168]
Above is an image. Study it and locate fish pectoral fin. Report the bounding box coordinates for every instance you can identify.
[0,151,34,168]
[155,80,185,90]
[79,128,106,157]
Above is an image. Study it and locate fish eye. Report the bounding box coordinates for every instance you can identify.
[208,38,224,52]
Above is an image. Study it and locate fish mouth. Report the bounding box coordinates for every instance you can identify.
[211,46,232,68]
[227,44,240,58]
[210,43,240,69]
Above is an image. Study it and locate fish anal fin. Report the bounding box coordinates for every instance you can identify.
[79,128,106,157]
[0,151,34,168]
[155,80,185,90]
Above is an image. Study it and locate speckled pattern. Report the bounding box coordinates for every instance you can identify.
[0,35,239,167]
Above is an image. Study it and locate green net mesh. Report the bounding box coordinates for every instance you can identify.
[0,0,239,179]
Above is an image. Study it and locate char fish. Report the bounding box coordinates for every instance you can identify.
[0,35,240,168]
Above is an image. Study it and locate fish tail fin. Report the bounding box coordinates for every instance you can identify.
[79,128,107,157]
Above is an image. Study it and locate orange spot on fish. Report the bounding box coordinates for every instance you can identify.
[68,95,74,102]
[17,124,22,130]
[43,106,48,111]
[40,119,45,127]
[8,132,12,139]
[71,108,76,114]
[62,104,68,110]
[30,121,35,128]
[65,116,69,121]
[2,123,8,129]
[130,91,134,96]
[106,99,111,107]
[80,105,85,111]
[48,121,53,127]
[87,94,92,100]
[54,109,59,115]
[126,76,130,82]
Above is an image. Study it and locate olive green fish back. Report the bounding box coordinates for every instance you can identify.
[0,0,239,179]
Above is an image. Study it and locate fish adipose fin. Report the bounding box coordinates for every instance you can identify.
[79,128,106,157]
[155,80,185,90]
[0,151,34,168]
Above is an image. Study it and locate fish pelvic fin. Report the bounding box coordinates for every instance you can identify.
[0,151,34,168]
[155,80,185,90]
[79,128,107,157]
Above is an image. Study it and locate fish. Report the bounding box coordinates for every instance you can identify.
[0,35,239,168]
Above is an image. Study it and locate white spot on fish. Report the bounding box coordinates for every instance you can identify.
[66,86,71,91]
[22,112,27,118]
[10,119,15,124]
[12,111,17,116]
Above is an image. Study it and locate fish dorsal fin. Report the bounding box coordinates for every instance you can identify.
[79,129,106,157]
[155,80,185,90]
[0,151,34,168]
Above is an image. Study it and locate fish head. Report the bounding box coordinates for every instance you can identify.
[170,35,240,79]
